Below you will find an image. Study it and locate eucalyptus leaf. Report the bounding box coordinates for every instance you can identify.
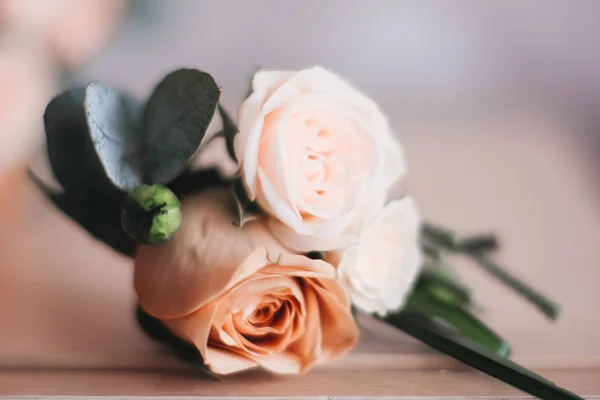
[136,304,219,380]
[29,171,135,257]
[142,69,220,184]
[44,88,123,201]
[85,82,145,191]
[381,309,582,400]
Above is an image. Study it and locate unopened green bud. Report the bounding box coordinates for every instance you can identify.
[122,184,182,245]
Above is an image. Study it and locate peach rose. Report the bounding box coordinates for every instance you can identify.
[235,66,405,252]
[325,197,422,316]
[134,189,358,375]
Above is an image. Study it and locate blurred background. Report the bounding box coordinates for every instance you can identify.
[1,0,599,370]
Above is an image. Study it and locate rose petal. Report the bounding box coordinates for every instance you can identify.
[308,281,358,360]
[335,197,422,316]
[164,304,217,361]
[267,217,359,252]
[205,346,258,375]
[135,190,284,319]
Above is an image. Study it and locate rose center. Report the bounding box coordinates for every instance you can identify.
[248,299,282,328]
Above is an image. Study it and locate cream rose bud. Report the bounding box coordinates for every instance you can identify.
[235,66,405,252]
[134,189,358,375]
[325,197,422,316]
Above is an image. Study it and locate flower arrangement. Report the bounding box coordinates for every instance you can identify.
[31,66,580,399]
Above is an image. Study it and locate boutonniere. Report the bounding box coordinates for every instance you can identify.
[31,66,579,400]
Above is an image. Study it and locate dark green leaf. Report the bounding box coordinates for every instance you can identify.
[29,171,136,257]
[217,104,239,163]
[407,280,507,356]
[85,82,145,191]
[142,69,220,185]
[381,309,583,400]
[135,304,219,380]
[44,88,124,201]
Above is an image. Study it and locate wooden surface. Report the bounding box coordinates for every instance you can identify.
[2,369,600,399]
[1,112,600,398]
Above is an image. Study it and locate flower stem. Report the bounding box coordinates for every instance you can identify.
[469,252,560,320]
[381,309,583,400]
[422,223,460,249]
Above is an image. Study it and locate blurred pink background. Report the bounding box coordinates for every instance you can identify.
[1,1,600,370]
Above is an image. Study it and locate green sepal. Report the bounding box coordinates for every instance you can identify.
[121,184,182,245]
[135,304,219,380]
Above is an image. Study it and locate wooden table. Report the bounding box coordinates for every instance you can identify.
[1,112,599,398]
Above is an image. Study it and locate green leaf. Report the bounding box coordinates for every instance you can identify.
[421,222,561,321]
[85,82,145,191]
[407,280,507,356]
[44,88,124,201]
[142,69,220,185]
[135,304,219,380]
[29,171,136,257]
[381,309,583,400]
[217,104,239,163]
[418,268,472,307]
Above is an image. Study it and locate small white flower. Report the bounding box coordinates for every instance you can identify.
[326,197,422,316]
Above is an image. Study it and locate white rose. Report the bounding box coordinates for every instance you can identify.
[235,66,405,251]
[326,197,422,316]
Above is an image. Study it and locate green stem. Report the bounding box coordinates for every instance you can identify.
[459,235,499,252]
[468,252,560,320]
[422,223,460,249]
[381,309,583,400]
